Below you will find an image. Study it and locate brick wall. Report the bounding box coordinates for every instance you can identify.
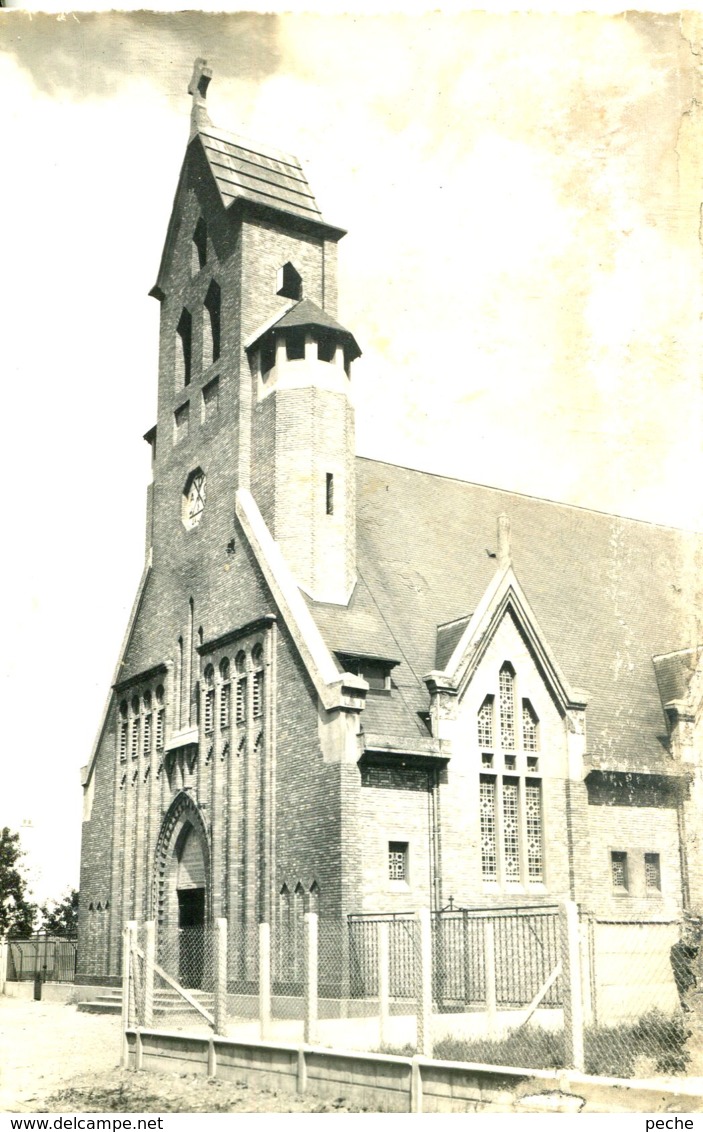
[79,136,351,978]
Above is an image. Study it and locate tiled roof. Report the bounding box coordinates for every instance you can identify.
[197,126,322,223]
[308,458,703,770]
[250,298,361,358]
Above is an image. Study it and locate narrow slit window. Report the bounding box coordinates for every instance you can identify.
[203,280,221,367]
[252,670,263,718]
[235,651,247,725]
[130,717,140,760]
[176,309,192,387]
[204,689,214,733]
[203,666,214,734]
[219,658,230,730]
[326,473,334,515]
[118,701,128,763]
[155,686,164,750]
[236,678,246,724]
[191,218,207,273]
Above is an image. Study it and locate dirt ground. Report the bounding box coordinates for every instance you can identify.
[0,998,361,1113]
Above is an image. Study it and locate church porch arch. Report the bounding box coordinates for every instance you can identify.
[153,791,211,988]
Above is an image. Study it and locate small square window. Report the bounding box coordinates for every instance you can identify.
[388,841,408,882]
[611,850,628,891]
[644,852,661,892]
[482,752,494,768]
[504,754,516,770]
[527,755,539,771]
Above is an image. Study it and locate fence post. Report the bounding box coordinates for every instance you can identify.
[378,919,390,1049]
[259,921,272,1040]
[143,921,155,1029]
[121,921,136,1069]
[462,910,472,1008]
[484,917,498,1036]
[415,908,433,1058]
[579,912,593,1026]
[304,910,318,1045]
[214,917,228,1036]
[559,900,585,1072]
[0,938,7,996]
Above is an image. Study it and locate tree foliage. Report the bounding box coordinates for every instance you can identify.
[0,827,37,937]
[39,889,79,936]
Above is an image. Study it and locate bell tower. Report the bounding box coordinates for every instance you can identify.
[147,60,358,606]
[247,297,360,605]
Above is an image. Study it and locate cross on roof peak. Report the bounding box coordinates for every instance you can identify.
[188,58,213,138]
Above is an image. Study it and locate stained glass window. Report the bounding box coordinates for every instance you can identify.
[502,779,520,880]
[611,851,628,890]
[525,781,543,881]
[478,696,494,748]
[499,665,515,750]
[644,853,661,891]
[522,700,538,751]
[388,842,408,881]
[480,777,497,881]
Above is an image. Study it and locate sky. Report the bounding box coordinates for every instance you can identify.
[1,9,702,904]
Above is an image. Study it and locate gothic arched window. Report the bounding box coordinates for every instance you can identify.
[477,695,494,749]
[478,662,543,886]
[191,218,207,273]
[203,280,221,367]
[219,658,230,730]
[203,665,215,734]
[235,651,247,725]
[176,309,192,387]
[252,644,264,719]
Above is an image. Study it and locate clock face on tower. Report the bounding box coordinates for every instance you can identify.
[182,469,206,530]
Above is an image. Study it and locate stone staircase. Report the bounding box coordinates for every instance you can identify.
[77,988,215,1019]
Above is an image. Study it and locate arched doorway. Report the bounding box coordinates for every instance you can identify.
[153,791,211,989]
[174,823,207,988]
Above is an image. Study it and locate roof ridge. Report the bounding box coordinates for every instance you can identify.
[355,455,703,535]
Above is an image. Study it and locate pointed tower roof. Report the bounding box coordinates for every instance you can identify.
[248,297,362,360]
[150,60,344,300]
[198,125,323,224]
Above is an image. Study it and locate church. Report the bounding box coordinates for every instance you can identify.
[77,60,703,990]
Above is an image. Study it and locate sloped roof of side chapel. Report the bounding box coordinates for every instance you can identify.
[309,458,703,772]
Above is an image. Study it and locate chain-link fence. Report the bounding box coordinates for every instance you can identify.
[580,918,695,1077]
[6,934,78,983]
[122,903,701,1078]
